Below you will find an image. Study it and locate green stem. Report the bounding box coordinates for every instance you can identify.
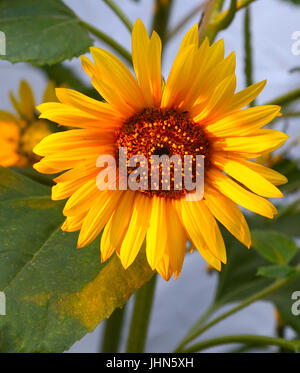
[228,344,261,353]
[244,6,254,105]
[282,111,300,117]
[126,274,157,353]
[175,263,300,352]
[265,87,300,107]
[79,20,132,65]
[237,0,257,9]
[166,2,206,42]
[215,0,226,12]
[182,334,300,353]
[198,0,221,43]
[101,306,126,353]
[152,0,174,49]
[102,0,133,32]
[206,0,256,43]
[190,303,218,332]
[207,0,237,42]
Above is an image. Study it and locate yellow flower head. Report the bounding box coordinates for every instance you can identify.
[34,20,288,281]
[0,80,53,167]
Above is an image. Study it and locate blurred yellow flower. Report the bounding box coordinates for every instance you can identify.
[0,80,54,167]
[34,20,288,280]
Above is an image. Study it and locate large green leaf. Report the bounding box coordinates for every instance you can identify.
[215,219,300,306]
[251,230,298,265]
[0,0,93,65]
[247,209,300,238]
[257,264,297,279]
[0,168,153,352]
[214,230,272,306]
[266,267,300,336]
[180,223,300,347]
[214,226,300,336]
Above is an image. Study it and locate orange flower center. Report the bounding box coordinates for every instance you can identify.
[115,108,211,198]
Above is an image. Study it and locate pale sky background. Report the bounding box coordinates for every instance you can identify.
[0,0,300,352]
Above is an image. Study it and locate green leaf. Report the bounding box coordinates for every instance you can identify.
[258,264,297,279]
[214,226,300,336]
[265,270,300,336]
[0,168,153,352]
[251,204,300,237]
[0,166,50,201]
[252,230,298,264]
[0,0,93,65]
[11,166,55,187]
[214,230,271,306]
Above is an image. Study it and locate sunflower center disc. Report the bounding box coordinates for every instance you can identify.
[115,108,211,199]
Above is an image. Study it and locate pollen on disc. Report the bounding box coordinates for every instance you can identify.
[115,108,211,199]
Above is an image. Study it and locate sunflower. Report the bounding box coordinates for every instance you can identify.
[33,19,288,281]
[0,80,54,167]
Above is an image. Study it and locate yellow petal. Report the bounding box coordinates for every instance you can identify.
[174,199,227,264]
[205,105,281,137]
[161,45,198,108]
[34,157,85,174]
[165,200,187,279]
[209,168,278,219]
[204,185,251,248]
[193,74,236,122]
[241,160,288,186]
[176,39,212,109]
[195,245,222,271]
[189,51,236,112]
[173,200,221,270]
[80,55,98,77]
[55,88,122,119]
[90,47,145,111]
[156,254,173,281]
[53,160,97,183]
[109,190,136,250]
[77,190,123,248]
[178,24,199,53]
[52,172,97,201]
[63,179,100,216]
[34,129,113,156]
[163,38,227,110]
[173,199,205,251]
[226,80,266,114]
[36,146,110,164]
[146,196,168,269]
[119,193,152,269]
[91,75,135,118]
[207,38,225,64]
[100,216,116,263]
[214,129,289,157]
[61,212,86,232]
[132,19,162,106]
[213,156,283,198]
[37,102,121,129]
